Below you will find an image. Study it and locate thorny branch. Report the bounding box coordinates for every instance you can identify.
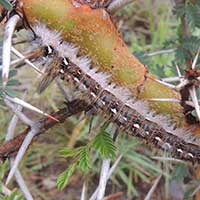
[0,99,89,160]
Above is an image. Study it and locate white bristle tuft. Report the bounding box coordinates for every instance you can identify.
[94,72,111,88]
[33,23,61,48]
[87,68,99,76]
[75,56,91,72]
[107,85,131,103]
[147,112,172,128]
[128,100,149,116]
[56,42,79,60]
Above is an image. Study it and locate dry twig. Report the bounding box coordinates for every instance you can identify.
[0,99,89,160]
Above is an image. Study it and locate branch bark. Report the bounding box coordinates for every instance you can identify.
[0,99,89,159]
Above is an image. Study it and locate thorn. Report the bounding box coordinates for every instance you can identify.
[192,48,200,70]
[189,86,200,121]
[175,64,182,78]
[147,75,177,90]
[5,96,59,122]
[45,113,60,122]
[161,76,181,83]
[148,98,180,103]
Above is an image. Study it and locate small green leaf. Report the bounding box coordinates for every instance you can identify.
[78,147,91,171]
[57,162,77,190]
[7,79,21,86]
[0,0,13,11]
[8,70,17,79]
[5,88,18,97]
[59,148,76,158]
[92,129,116,159]
[185,3,200,28]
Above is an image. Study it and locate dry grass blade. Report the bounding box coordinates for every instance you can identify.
[97,159,111,200]
[6,129,38,185]
[89,155,123,200]
[191,183,200,198]
[152,156,185,163]
[144,175,162,200]
[10,159,34,200]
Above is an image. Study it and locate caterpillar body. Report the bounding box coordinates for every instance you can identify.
[33,23,200,163]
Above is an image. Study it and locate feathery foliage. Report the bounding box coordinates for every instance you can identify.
[0,0,13,11]
[57,124,116,189]
[57,162,77,190]
[92,127,116,159]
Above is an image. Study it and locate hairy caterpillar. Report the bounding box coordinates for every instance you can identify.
[32,23,200,163]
